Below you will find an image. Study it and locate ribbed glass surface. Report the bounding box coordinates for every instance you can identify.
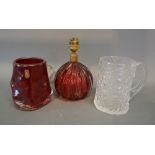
[54,62,93,100]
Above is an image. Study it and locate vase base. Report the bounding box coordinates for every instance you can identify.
[13,95,52,111]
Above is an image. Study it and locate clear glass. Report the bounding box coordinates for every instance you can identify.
[94,56,146,115]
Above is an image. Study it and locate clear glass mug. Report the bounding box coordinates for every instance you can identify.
[94,56,146,115]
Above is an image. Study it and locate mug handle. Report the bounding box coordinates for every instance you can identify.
[47,64,55,83]
[130,62,146,99]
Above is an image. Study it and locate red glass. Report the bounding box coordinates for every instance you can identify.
[54,61,93,100]
[10,57,52,111]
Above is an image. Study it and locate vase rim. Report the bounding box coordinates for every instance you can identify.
[14,57,46,67]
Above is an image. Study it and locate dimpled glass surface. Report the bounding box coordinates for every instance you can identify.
[10,58,52,111]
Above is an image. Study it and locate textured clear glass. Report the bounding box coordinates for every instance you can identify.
[94,56,146,115]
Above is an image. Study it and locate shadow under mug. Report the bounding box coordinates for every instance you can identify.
[10,57,54,111]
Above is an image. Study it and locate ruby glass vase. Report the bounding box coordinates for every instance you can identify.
[10,57,53,111]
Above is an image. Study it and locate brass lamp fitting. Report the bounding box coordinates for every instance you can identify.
[69,37,80,62]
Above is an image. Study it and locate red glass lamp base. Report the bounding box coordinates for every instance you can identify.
[54,62,93,101]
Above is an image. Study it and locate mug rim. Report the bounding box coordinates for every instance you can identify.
[14,57,46,67]
[99,56,137,66]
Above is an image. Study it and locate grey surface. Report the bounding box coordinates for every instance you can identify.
[0,29,155,125]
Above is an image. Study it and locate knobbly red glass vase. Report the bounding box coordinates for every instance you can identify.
[10,57,52,111]
[54,37,93,100]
